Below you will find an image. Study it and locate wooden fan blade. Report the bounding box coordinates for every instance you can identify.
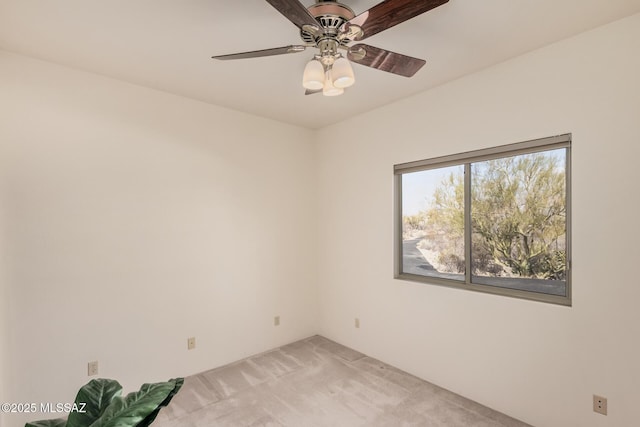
[348,0,448,40]
[212,45,306,60]
[264,0,320,34]
[347,44,426,77]
[305,89,322,96]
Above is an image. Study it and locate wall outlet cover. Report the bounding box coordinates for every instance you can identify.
[87,361,99,376]
[593,395,607,415]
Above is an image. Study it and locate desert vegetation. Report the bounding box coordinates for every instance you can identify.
[403,151,567,280]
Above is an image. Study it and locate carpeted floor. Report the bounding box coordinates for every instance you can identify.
[152,335,531,426]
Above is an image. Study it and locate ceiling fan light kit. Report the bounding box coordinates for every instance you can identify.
[332,57,355,88]
[302,59,325,90]
[212,0,449,96]
[323,69,344,96]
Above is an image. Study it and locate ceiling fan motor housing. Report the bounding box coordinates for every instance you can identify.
[300,0,357,48]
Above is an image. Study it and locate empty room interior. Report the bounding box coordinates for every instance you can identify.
[1,1,640,426]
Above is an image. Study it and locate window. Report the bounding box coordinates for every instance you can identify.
[394,134,571,305]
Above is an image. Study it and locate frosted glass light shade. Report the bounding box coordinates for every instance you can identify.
[302,59,325,90]
[332,57,355,88]
[322,69,344,97]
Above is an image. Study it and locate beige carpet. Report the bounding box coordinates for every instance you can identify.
[151,335,531,426]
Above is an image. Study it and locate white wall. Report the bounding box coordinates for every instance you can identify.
[0,149,8,426]
[316,13,640,427]
[0,51,318,427]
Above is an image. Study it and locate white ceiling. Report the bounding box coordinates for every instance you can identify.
[1,0,640,129]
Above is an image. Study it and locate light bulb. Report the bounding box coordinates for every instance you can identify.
[323,69,344,97]
[332,57,355,88]
[302,59,324,90]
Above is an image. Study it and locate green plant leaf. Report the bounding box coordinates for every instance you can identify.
[66,378,123,427]
[137,378,184,427]
[25,418,67,427]
[88,380,178,427]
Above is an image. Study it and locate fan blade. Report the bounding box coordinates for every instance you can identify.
[305,89,322,96]
[264,0,321,34]
[347,44,426,77]
[348,0,448,40]
[212,45,306,60]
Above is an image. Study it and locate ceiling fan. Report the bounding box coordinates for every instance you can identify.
[212,0,449,96]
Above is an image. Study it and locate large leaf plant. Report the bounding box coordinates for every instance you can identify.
[26,377,183,427]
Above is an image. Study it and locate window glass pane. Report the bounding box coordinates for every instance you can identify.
[470,149,567,296]
[402,165,465,281]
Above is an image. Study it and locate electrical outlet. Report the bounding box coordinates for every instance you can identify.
[87,361,99,376]
[187,337,196,350]
[274,316,280,326]
[593,395,607,415]
[355,318,360,328]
